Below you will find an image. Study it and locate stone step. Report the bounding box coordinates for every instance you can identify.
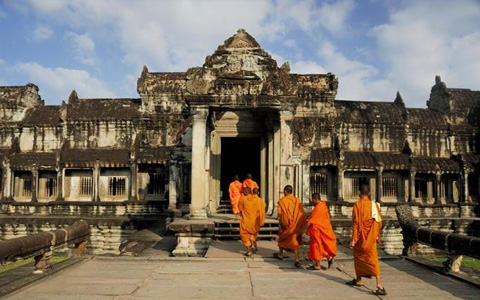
[213,233,277,240]
[215,227,279,232]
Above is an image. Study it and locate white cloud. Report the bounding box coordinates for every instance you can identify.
[31,25,53,41]
[315,41,395,101]
[291,61,327,74]
[65,32,96,66]
[371,0,480,106]
[14,62,115,103]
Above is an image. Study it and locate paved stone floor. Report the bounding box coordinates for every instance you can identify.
[3,241,479,300]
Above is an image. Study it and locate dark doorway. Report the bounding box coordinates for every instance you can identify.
[221,137,260,200]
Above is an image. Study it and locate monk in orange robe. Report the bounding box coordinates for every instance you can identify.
[242,173,259,191]
[251,187,266,251]
[239,187,264,256]
[229,175,242,219]
[274,185,307,268]
[306,193,337,270]
[347,185,387,296]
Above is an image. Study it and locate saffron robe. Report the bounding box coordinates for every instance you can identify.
[277,194,307,252]
[242,179,259,191]
[229,180,242,214]
[252,194,266,233]
[307,201,337,261]
[239,194,264,247]
[352,197,382,278]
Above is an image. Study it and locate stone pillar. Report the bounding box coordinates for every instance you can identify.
[130,161,137,201]
[169,161,179,210]
[2,161,12,200]
[209,131,221,211]
[337,166,344,202]
[190,107,208,220]
[462,170,469,202]
[279,110,294,190]
[56,164,63,202]
[260,136,267,201]
[267,132,274,215]
[93,161,100,201]
[435,170,442,204]
[31,165,38,202]
[376,163,384,202]
[273,124,281,214]
[409,168,416,203]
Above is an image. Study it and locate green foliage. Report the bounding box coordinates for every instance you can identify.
[425,256,480,271]
[0,256,69,274]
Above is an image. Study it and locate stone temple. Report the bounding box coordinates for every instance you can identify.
[0,29,479,255]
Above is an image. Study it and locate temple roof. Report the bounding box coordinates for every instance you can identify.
[67,97,141,121]
[137,147,171,164]
[446,88,480,112]
[411,156,461,174]
[11,152,57,170]
[406,108,449,129]
[311,148,337,166]
[23,106,62,126]
[61,148,131,167]
[335,101,405,124]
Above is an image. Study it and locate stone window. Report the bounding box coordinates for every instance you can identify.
[22,178,32,197]
[39,178,57,198]
[382,176,398,198]
[147,170,165,195]
[415,179,428,199]
[310,172,327,198]
[108,176,126,196]
[80,177,93,196]
[348,176,369,199]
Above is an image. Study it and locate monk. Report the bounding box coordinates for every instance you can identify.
[229,175,242,219]
[306,193,337,270]
[274,185,307,268]
[347,185,387,296]
[251,187,266,251]
[242,173,259,192]
[239,187,264,256]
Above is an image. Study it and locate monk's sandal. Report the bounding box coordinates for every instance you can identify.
[376,287,387,296]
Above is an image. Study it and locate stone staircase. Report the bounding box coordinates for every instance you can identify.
[216,199,234,214]
[213,199,279,240]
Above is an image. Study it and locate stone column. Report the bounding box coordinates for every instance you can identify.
[273,124,281,214]
[169,161,179,210]
[190,107,208,220]
[409,168,416,203]
[337,161,345,202]
[260,136,267,201]
[209,131,221,211]
[130,161,138,201]
[376,163,384,202]
[2,161,12,200]
[462,170,469,203]
[267,132,274,215]
[93,161,100,202]
[56,164,63,202]
[31,165,38,202]
[435,170,442,204]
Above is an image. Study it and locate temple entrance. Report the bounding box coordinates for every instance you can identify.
[220,137,261,200]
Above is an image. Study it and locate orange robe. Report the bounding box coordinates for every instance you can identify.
[252,194,266,233]
[229,180,242,214]
[352,197,382,278]
[242,179,259,191]
[307,201,337,261]
[277,194,307,252]
[239,194,264,247]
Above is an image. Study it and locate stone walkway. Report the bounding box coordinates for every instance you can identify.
[3,241,479,300]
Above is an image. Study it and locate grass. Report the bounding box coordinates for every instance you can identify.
[0,256,69,274]
[424,256,480,271]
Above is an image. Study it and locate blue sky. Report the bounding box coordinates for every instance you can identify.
[0,0,479,107]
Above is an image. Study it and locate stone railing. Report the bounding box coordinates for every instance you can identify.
[395,205,480,272]
[0,220,90,274]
